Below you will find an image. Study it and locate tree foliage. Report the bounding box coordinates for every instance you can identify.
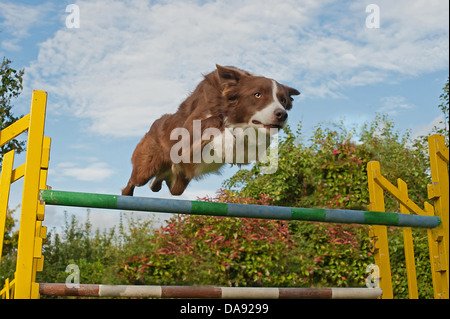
[1,57,25,166]
[0,208,19,286]
[0,57,25,287]
[436,77,449,144]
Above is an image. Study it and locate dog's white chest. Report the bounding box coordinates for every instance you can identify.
[197,127,272,171]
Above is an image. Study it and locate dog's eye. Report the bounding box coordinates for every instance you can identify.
[281,97,286,104]
[254,92,262,98]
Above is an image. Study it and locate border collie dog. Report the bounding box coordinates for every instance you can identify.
[122,65,300,196]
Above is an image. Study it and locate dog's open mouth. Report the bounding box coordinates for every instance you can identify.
[252,120,282,130]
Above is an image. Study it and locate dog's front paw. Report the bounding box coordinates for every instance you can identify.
[150,179,163,192]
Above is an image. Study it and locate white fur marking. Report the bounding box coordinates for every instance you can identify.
[248,80,283,130]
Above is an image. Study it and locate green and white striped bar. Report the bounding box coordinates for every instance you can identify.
[39,283,382,299]
[39,190,441,228]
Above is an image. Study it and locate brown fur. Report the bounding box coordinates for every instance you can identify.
[122,65,300,196]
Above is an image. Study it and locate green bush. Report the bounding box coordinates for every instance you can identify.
[388,228,433,299]
[118,191,373,289]
[224,114,431,213]
[119,193,300,287]
[36,212,122,286]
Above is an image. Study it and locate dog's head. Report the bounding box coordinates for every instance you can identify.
[216,64,300,133]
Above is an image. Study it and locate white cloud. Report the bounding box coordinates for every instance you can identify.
[24,0,449,137]
[349,1,449,76]
[411,114,446,141]
[0,2,40,37]
[377,96,414,115]
[54,160,115,182]
[1,39,21,52]
[0,1,54,51]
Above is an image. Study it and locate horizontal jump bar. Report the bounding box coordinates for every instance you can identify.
[38,283,382,299]
[39,190,441,228]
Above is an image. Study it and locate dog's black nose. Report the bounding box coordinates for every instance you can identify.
[274,108,287,122]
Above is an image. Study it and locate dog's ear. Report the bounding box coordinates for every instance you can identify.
[282,84,300,110]
[216,64,248,85]
[286,85,300,98]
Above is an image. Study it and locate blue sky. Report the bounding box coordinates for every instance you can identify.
[1,0,449,231]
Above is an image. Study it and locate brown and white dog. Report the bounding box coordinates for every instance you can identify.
[122,65,300,196]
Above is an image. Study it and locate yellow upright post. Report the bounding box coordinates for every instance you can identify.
[427,134,449,299]
[367,161,393,299]
[14,91,47,299]
[0,150,15,264]
[398,179,419,299]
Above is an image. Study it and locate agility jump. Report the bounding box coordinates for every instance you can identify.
[1,91,448,299]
